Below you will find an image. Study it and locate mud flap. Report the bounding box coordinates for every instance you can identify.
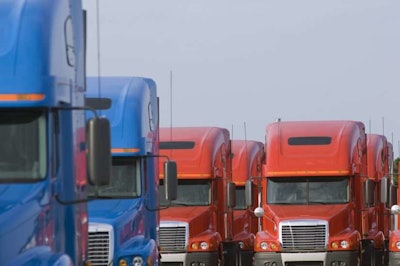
[221,241,240,266]
[361,240,376,266]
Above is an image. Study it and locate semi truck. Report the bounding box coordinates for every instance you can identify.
[387,145,400,265]
[85,76,177,266]
[366,134,395,265]
[158,127,239,266]
[0,0,111,265]
[231,139,264,265]
[247,120,383,266]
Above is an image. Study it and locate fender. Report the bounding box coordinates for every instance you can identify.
[7,246,73,266]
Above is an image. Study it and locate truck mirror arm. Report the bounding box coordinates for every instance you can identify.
[56,191,115,205]
[51,105,99,118]
[144,203,178,212]
[253,206,278,230]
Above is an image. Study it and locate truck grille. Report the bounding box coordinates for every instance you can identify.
[159,222,188,252]
[280,220,327,250]
[88,223,114,265]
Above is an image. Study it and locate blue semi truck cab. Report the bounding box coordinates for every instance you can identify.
[85,76,177,266]
[0,0,111,265]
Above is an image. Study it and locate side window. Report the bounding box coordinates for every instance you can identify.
[64,16,75,67]
[148,101,156,132]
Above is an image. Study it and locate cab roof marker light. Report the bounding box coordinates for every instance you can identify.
[159,173,213,178]
[111,148,140,153]
[178,173,212,178]
[267,170,351,175]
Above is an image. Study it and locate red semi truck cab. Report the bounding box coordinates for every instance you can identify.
[249,120,383,266]
[366,134,395,265]
[158,127,239,266]
[231,140,264,265]
[388,145,400,264]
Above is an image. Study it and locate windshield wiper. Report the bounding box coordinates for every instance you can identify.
[169,201,193,206]
[88,194,114,199]
[308,201,328,205]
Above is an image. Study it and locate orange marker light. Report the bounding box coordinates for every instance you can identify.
[0,93,45,101]
[111,148,140,153]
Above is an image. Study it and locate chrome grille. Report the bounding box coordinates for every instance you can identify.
[159,225,187,252]
[88,227,112,265]
[280,220,327,250]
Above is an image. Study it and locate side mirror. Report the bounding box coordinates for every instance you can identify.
[227,182,236,208]
[381,177,388,204]
[86,117,111,186]
[245,180,253,208]
[390,185,398,207]
[164,160,177,201]
[364,179,375,206]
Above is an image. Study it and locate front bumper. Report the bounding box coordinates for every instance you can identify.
[254,250,359,266]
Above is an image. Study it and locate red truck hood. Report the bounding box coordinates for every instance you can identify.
[266,204,352,235]
[161,206,213,237]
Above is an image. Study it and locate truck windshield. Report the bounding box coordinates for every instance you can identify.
[88,157,141,198]
[159,179,211,207]
[0,110,46,181]
[267,177,349,204]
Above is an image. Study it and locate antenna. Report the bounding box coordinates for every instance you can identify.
[169,70,173,158]
[244,122,247,141]
[392,132,394,146]
[382,117,385,136]
[368,119,371,135]
[244,121,249,167]
[169,70,173,142]
[95,0,102,114]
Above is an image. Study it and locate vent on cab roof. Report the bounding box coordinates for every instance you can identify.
[159,141,195,149]
[288,137,331,146]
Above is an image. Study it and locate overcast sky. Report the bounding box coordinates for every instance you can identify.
[82,0,400,156]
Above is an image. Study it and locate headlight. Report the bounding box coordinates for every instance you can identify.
[132,256,144,266]
[340,240,349,249]
[331,240,352,249]
[200,241,209,250]
[396,241,400,250]
[260,241,268,250]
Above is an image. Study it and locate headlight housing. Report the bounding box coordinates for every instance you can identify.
[118,256,145,266]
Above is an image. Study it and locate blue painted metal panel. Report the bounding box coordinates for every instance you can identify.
[86,76,160,265]
[0,0,82,107]
[87,77,151,155]
[0,0,87,265]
